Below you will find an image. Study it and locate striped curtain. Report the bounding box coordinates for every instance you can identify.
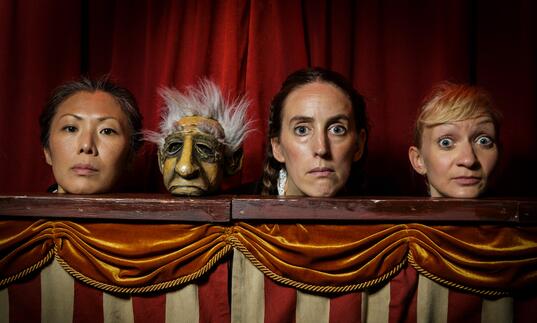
[231,250,532,323]
[0,259,230,323]
[2,220,537,322]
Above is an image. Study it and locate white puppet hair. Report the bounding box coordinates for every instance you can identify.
[145,79,252,156]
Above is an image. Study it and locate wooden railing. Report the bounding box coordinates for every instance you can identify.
[1,193,536,223]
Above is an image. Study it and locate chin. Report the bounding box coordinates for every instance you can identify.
[61,186,105,194]
[455,192,481,198]
[306,188,339,197]
[442,188,481,199]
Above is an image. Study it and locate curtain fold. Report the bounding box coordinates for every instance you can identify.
[2,220,537,295]
[0,220,54,285]
[2,0,535,196]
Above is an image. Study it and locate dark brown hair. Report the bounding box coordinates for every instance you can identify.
[261,67,369,195]
[39,76,143,154]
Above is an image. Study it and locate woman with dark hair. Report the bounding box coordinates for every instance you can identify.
[39,76,143,194]
[261,67,369,196]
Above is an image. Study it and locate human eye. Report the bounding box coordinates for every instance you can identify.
[99,128,118,136]
[475,135,494,148]
[62,125,77,133]
[166,141,183,156]
[437,137,454,149]
[293,125,310,136]
[328,124,347,136]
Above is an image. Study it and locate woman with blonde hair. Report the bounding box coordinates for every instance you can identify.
[408,82,502,198]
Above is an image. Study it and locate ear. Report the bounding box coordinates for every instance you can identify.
[408,146,427,175]
[157,149,164,174]
[271,137,285,163]
[225,147,244,175]
[43,147,52,166]
[353,129,367,162]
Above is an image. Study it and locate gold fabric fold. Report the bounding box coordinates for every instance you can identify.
[0,220,54,287]
[406,224,537,292]
[230,223,409,289]
[2,220,537,295]
[230,223,537,294]
[53,222,230,288]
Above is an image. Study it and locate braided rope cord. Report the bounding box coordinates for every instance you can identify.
[1,225,516,296]
[54,244,233,294]
[407,251,509,297]
[227,235,406,293]
[0,248,54,289]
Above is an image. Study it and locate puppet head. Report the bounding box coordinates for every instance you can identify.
[146,80,251,196]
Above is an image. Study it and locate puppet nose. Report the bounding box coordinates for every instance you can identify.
[175,136,199,178]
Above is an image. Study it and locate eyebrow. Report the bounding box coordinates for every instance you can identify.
[326,114,351,124]
[58,113,119,122]
[476,118,494,126]
[430,118,495,128]
[288,114,351,124]
[289,116,314,124]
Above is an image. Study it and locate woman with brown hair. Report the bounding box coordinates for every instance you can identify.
[261,67,369,196]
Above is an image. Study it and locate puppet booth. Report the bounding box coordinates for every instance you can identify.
[1,1,537,322]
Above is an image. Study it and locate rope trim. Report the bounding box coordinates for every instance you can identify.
[54,244,233,294]
[407,251,509,297]
[228,235,406,294]
[0,232,515,297]
[0,248,54,289]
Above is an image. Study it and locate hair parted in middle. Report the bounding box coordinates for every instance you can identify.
[39,76,143,155]
[145,79,252,157]
[261,67,369,195]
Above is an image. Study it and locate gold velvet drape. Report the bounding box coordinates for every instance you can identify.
[2,220,537,295]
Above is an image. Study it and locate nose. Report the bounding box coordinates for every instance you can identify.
[175,136,200,179]
[313,132,330,158]
[456,142,479,169]
[78,130,97,156]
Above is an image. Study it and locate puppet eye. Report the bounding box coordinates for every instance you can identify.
[166,141,183,156]
[196,143,213,156]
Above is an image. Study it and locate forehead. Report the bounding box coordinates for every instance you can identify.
[426,116,496,135]
[55,91,126,121]
[174,115,224,138]
[282,82,353,121]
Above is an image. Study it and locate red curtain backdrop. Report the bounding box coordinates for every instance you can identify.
[1,0,535,196]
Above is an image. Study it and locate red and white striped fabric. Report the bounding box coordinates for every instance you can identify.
[231,249,537,323]
[3,252,537,322]
[0,259,230,323]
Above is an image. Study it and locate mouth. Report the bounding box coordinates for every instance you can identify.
[308,167,335,177]
[71,164,98,176]
[169,185,207,196]
[453,176,481,186]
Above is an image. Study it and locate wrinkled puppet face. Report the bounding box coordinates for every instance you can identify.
[159,116,226,196]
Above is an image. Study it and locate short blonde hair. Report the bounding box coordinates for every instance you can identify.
[413,82,502,148]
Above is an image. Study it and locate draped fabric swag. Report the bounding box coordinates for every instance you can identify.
[2,220,536,296]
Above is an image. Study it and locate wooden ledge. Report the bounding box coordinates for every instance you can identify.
[231,196,537,223]
[0,194,536,223]
[0,193,231,222]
